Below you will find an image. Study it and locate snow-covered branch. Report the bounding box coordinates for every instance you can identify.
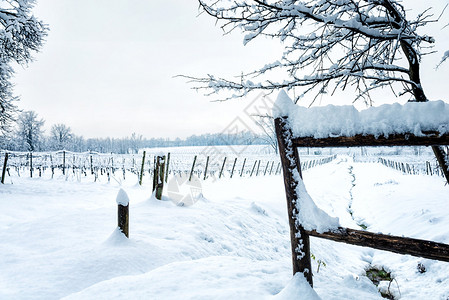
[186,0,438,104]
[0,0,47,133]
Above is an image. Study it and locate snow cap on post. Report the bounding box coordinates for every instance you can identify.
[273,90,295,118]
[116,188,130,206]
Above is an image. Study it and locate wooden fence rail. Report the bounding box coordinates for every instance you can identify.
[275,115,449,288]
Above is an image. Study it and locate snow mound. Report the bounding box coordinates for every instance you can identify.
[104,228,130,246]
[273,273,321,300]
[273,91,449,138]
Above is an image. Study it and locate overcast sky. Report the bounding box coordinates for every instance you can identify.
[12,0,449,139]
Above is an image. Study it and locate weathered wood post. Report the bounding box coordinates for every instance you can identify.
[203,156,210,180]
[116,188,129,238]
[275,116,313,287]
[62,150,66,175]
[90,152,94,175]
[240,158,246,177]
[50,154,54,178]
[219,157,227,179]
[256,160,261,176]
[165,152,170,183]
[189,155,197,182]
[153,155,165,200]
[250,160,257,177]
[263,161,270,176]
[139,151,146,185]
[230,157,237,178]
[29,152,33,178]
[1,152,8,184]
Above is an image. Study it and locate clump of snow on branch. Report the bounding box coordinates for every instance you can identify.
[274,91,449,139]
[437,50,449,68]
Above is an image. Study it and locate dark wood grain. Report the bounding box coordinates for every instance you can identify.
[306,227,449,262]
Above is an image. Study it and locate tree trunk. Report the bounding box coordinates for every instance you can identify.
[382,1,449,184]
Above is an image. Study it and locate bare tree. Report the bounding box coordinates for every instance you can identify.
[0,0,47,133]
[186,0,449,182]
[130,132,143,154]
[254,113,278,154]
[50,123,73,150]
[16,110,44,151]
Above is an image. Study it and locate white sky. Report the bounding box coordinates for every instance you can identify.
[12,0,449,139]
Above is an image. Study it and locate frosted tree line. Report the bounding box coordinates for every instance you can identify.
[0,110,268,153]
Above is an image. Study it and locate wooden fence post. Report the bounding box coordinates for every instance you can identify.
[256,160,261,176]
[165,152,170,183]
[90,152,93,174]
[153,155,165,200]
[230,157,237,178]
[116,189,129,238]
[219,157,227,179]
[139,151,146,185]
[250,160,257,177]
[263,161,270,176]
[29,152,33,178]
[62,150,66,175]
[275,116,313,287]
[204,156,210,180]
[189,155,197,182]
[269,161,274,175]
[240,158,246,177]
[1,152,8,184]
[152,156,157,189]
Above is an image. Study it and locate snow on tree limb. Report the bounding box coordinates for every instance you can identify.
[185,0,440,104]
[0,0,48,133]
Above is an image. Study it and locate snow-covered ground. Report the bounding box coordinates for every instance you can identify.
[0,155,448,299]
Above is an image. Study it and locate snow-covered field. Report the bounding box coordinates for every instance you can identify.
[1,154,448,299]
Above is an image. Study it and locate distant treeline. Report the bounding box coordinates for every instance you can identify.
[0,111,268,153]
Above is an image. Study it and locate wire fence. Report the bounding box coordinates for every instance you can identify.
[0,149,337,184]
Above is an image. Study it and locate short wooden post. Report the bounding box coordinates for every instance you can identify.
[275,162,280,175]
[219,157,227,179]
[240,158,246,177]
[50,154,54,178]
[111,154,114,174]
[29,152,33,178]
[250,160,257,177]
[116,189,129,238]
[72,154,75,175]
[203,156,210,180]
[263,161,270,176]
[230,157,237,178]
[152,156,157,190]
[269,161,274,175]
[256,160,261,176]
[62,151,66,175]
[275,116,313,287]
[189,155,197,182]
[90,152,94,174]
[165,152,171,183]
[153,155,165,200]
[139,151,146,185]
[1,152,8,184]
